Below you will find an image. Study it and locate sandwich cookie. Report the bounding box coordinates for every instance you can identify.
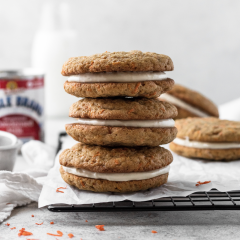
[170,117,240,160]
[59,143,173,192]
[62,50,174,98]
[160,84,219,119]
[66,97,178,147]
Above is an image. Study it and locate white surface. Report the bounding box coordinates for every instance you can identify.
[68,72,167,82]
[160,93,210,117]
[173,137,240,149]
[62,165,170,181]
[219,97,240,121]
[77,118,175,128]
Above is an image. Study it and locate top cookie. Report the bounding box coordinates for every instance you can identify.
[167,84,219,117]
[175,117,240,142]
[69,97,178,120]
[61,50,174,75]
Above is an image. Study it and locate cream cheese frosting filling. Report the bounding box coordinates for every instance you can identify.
[62,165,170,181]
[68,72,167,83]
[173,138,240,149]
[160,93,209,117]
[77,118,175,128]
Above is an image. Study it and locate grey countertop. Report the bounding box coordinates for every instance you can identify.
[1,202,240,240]
[1,118,240,239]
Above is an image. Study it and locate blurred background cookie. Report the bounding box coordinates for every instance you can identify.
[160,84,219,119]
[170,117,240,161]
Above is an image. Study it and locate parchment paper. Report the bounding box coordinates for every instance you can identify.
[38,135,240,207]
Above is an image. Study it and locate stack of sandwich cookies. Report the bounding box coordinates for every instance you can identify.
[170,117,240,161]
[160,84,219,119]
[60,50,177,193]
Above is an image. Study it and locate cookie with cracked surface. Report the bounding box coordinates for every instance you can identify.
[61,50,174,75]
[59,142,173,173]
[175,117,240,142]
[160,84,219,119]
[69,97,178,120]
[170,117,240,160]
[60,166,169,193]
[65,124,177,147]
[64,78,174,98]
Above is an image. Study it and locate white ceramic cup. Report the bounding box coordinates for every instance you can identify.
[0,131,22,171]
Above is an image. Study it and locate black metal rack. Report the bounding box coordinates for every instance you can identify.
[50,133,240,212]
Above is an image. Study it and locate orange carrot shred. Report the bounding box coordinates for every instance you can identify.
[18,228,33,236]
[56,186,67,193]
[6,203,11,205]
[85,220,88,222]
[152,230,157,233]
[95,225,105,231]
[11,227,16,230]
[50,221,54,224]
[5,223,10,226]
[47,230,63,237]
[35,222,43,225]
[196,181,211,186]
[32,215,34,217]
[68,233,74,238]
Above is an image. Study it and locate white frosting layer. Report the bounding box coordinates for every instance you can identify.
[173,138,240,149]
[62,165,170,181]
[68,72,167,83]
[160,93,209,117]
[77,118,175,128]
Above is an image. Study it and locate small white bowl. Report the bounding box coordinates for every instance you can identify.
[0,131,22,171]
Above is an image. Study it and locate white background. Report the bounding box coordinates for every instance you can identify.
[1,0,240,116]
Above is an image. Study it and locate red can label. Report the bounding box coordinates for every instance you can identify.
[0,76,44,143]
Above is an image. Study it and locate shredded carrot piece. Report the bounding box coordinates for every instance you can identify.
[68,233,74,238]
[47,230,63,237]
[152,230,157,233]
[196,181,211,186]
[5,223,10,226]
[133,82,141,93]
[95,225,105,231]
[11,227,16,230]
[6,203,11,205]
[127,108,134,114]
[85,220,88,222]
[35,222,43,225]
[56,186,67,193]
[50,221,54,224]
[18,228,33,236]
[31,215,34,217]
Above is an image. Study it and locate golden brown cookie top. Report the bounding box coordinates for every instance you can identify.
[69,97,178,120]
[168,84,219,117]
[59,143,173,173]
[61,50,174,75]
[176,117,240,142]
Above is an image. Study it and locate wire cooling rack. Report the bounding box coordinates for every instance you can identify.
[50,133,240,212]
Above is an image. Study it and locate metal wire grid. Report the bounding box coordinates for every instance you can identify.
[48,190,240,212]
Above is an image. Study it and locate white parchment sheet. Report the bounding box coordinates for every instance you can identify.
[38,136,240,207]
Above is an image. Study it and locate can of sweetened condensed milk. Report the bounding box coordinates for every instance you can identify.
[0,70,44,143]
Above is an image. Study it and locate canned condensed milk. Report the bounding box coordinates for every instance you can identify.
[0,69,44,143]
